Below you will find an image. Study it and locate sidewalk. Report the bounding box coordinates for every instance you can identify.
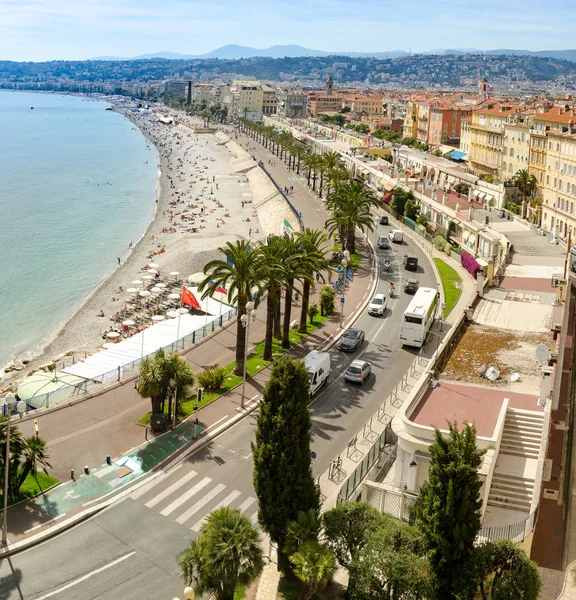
[1,234,375,553]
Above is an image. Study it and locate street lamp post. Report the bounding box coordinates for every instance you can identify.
[2,392,24,546]
[240,301,257,410]
[173,587,195,600]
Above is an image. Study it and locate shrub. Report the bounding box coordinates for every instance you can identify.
[319,286,335,316]
[461,251,481,277]
[434,234,447,250]
[444,241,452,256]
[308,302,319,324]
[196,365,227,391]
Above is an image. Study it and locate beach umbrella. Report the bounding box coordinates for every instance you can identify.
[169,271,180,279]
[107,331,120,339]
[103,342,115,349]
[126,287,139,294]
[139,290,151,299]
[122,319,136,327]
[155,282,167,289]
[187,272,204,285]
[177,307,189,315]
[143,275,154,281]
[166,310,179,318]
[148,262,160,269]
[168,293,180,300]
[151,315,165,322]
[151,286,163,293]
[147,269,158,275]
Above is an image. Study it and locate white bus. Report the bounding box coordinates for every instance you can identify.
[399,287,439,348]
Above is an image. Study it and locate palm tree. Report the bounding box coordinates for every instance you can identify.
[179,507,264,600]
[327,166,349,198]
[285,509,322,557]
[290,541,336,600]
[512,169,537,218]
[321,152,345,199]
[258,236,286,361]
[137,349,194,428]
[325,181,378,254]
[16,436,52,495]
[297,229,330,334]
[279,234,309,349]
[200,241,265,376]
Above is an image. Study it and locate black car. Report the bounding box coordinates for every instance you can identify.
[404,279,420,294]
[571,259,576,274]
[337,328,366,352]
[379,215,389,225]
[404,254,418,271]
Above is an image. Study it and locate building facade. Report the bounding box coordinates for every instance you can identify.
[225,80,264,120]
[501,120,531,180]
[277,91,308,119]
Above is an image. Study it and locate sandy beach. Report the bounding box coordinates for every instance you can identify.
[1,106,278,391]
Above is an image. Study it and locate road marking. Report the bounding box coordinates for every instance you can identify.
[160,476,211,516]
[205,415,229,431]
[176,483,227,524]
[190,490,242,531]
[130,465,183,500]
[36,552,137,599]
[145,470,198,508]
[237,496,257,514]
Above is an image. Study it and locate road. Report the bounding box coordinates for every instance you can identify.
[0,128,439,599]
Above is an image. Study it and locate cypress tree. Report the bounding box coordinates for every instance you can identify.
[252,357,319,559]
[413,422,485,600]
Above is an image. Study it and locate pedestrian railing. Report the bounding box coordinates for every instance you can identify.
[3,307,238,414]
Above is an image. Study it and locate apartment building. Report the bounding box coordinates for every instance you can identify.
[468,105,520,178]
[403,100,419,139]
[262,86,278,115]
[341,94,383,115]
[277,91,308,119]
[428,102,472,147]
[225,80,264,120]
[191,84,213,106]
[416,101,430,143]
[541,130,576,239]
[501,118,532,180]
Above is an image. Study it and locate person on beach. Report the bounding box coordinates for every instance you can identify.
[117,257,121,266]
[97,310,105,317]
[129,241,133,249]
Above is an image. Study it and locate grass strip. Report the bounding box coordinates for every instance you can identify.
[434,258,462,317]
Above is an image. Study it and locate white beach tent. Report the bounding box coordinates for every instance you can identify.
[63,294,232,383]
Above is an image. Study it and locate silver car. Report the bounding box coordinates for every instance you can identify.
[344,360,371,384]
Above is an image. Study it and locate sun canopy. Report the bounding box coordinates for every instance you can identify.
[17,371,87,408]
[63,294,232,383]
[447,150,468,161]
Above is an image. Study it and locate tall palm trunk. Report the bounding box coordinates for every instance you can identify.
[298,279,311,334]
[346,225,356,254]
[234,295,248,376]
[297,158,301,175]
[273,288,282,339]
[282,279,294,349]
[263,289,275,361]
[312,172,317,192]
[307,168,311,186]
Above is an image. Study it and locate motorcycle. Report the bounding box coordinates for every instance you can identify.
[383,258,391,272]
[388,285,395,298]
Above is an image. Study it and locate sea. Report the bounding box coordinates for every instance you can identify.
[0,91,158,372]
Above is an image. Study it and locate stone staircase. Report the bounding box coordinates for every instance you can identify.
[487,409,544,512]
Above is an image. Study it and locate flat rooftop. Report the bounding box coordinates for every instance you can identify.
[410,382,542,438]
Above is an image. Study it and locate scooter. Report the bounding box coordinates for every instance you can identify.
[388,285,395,298]
[384,258,391,272]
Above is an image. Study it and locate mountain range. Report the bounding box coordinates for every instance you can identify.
[91,44,576,63]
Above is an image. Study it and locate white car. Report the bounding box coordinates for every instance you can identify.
[368,293,387,316]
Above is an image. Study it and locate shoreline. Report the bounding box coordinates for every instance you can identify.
[2,104,265,392]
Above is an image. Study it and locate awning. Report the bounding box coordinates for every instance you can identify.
[476,257,489,267]
[484,194,494,202]
[473,190,482,197]
[380,179,395,191]
[478,192,487,200]
[447,150,468,161]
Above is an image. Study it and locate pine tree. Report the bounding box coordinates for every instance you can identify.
[252,357,319,560]
[413,422,485,600]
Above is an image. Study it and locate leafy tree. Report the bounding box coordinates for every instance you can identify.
[137,348,194,426]
[290,541,337,600]
[307,301,319,323]
[405,199,420,220]
[477,540,541,600]
[390,187,414,216]
[252,357,319,562]
[200,240,265,376]
[413,422,486,600]
[340,106,352,113]
[350,521,432,600]
[324,502,388,597]
[319,285,335,316]
[178,507,264,600]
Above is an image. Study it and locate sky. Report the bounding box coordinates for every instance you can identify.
[0,0,573,62]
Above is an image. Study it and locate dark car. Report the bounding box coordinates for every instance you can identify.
[337,328,366,352]
[379,215,389,225]
[404,279,420,294]
[571,259,576,274]
[404,254,418,271]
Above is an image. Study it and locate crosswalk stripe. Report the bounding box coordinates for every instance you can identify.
[191,490,242,532]
[250,511,259,525]
[161,477,211,517]
[176,483,227,525]
[237,497,257,515]
[145,470,197,509]
[130,465,183,500]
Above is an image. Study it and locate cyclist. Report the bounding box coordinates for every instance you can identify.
[388,281,395,296]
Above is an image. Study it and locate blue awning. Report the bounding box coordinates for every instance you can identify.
[447,150,468,161]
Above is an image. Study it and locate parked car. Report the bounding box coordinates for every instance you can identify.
[404,254,418,271]
[368,293,387,316]
[570,244,576,256]
[571,259,576,274]
[337,328,365,352]
[344,360,372,384]
[377,235,390,249]
[404,279,420,294]
[379,215,389,225]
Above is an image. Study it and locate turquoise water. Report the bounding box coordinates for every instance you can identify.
[0,91,158,370]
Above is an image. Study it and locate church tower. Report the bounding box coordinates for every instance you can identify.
[479,77,489,100]
[326,76,334,96]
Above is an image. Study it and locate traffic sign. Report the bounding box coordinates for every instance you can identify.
[311,451,317,460]
[340,297,345,304]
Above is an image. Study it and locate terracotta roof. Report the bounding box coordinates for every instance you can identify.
[535,106,576,124]
[476,104,522,117]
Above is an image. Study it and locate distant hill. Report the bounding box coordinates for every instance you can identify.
[91,44,409,61]
[437,48,576,63]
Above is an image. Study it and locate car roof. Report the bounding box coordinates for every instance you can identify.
[372,293,385,300]
[346,328,360,334]
[350,359,368,368]
[407,278,419,284]
[406,253,417,258]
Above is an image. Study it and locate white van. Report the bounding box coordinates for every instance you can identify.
[389,229,403,243]
[304,350,330,396]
